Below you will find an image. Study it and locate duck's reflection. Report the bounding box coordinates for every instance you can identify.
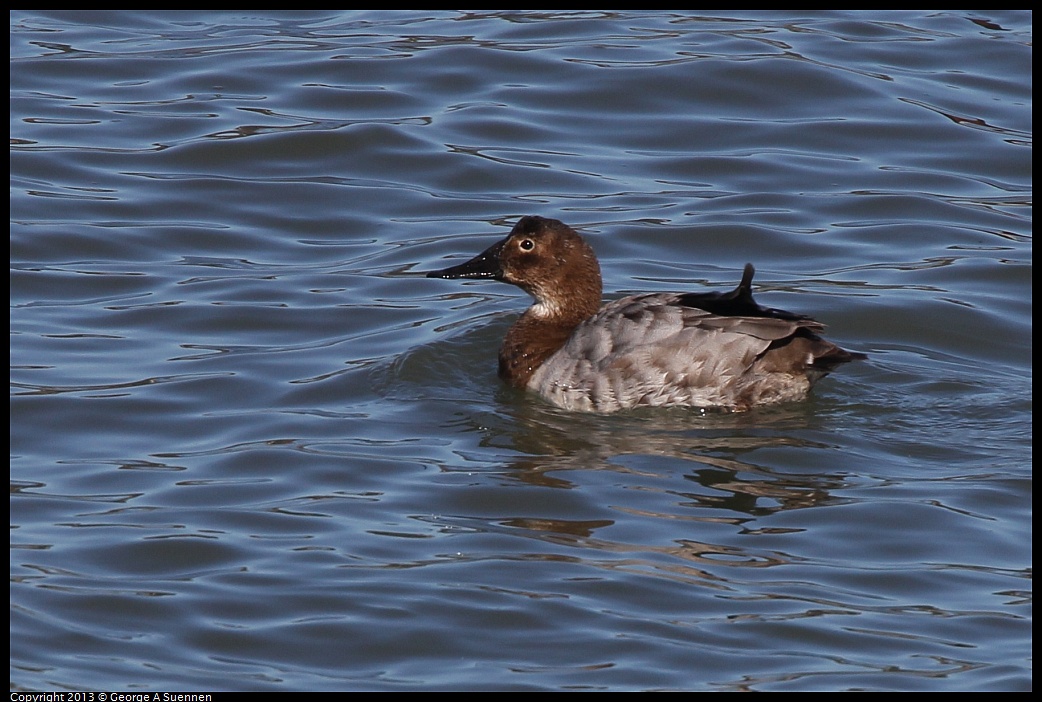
[425,395,854,588]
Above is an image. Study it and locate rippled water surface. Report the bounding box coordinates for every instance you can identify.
[10,10,1031,691]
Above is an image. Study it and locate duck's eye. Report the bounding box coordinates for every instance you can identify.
[519,239,535,251]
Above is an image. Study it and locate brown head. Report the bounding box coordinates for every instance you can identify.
[426,216,603,326]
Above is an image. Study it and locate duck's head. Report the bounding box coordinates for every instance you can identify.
[427,216,603,321]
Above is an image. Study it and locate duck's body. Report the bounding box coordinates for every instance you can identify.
[427,216,864,413]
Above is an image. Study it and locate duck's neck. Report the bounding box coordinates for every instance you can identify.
[498,290,601,389]
[497,312,573,388]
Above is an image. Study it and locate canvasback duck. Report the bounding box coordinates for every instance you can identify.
[427,216,864,413]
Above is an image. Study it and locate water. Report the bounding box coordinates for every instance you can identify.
[10,10,1031,691]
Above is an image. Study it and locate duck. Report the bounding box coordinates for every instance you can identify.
[426,215,864,413]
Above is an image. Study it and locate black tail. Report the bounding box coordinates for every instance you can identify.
[676,264,809,321]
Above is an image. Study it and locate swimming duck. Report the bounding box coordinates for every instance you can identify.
[427,216,864,412]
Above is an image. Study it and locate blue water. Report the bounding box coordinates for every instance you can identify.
[10,10,1031,691]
